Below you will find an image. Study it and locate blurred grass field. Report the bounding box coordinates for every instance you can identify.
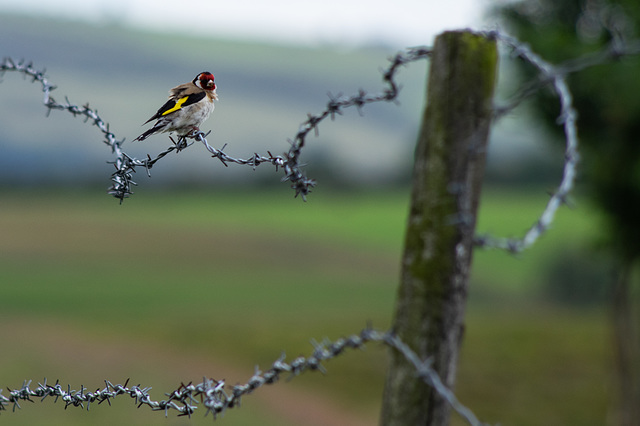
[0,186,613,425]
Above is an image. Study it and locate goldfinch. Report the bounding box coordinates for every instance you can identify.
[134,72,217,142]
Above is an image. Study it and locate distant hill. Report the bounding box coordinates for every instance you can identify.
[0,13,426,188]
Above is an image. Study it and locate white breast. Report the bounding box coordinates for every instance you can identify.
[168,97,215,134]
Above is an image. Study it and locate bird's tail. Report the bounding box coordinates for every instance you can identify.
[133,121,166,142]
[133,128,156,142]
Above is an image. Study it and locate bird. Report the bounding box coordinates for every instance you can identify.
[133,72,217,142]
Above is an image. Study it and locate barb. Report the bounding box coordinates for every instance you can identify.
[0,327,486,425]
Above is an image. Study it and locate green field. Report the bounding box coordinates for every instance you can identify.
[0,187,613,425]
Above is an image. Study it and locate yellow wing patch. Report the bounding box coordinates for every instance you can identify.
[162,96,189,116]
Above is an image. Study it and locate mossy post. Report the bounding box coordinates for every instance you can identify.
[380,31,497,426]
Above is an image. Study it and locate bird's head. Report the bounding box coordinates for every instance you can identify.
[194,72,216,91]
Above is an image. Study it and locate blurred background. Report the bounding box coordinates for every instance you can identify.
[0,0,634,425]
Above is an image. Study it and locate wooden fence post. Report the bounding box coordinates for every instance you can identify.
[380,30,498,426]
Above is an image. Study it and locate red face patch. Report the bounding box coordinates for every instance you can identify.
[197,72,216,90]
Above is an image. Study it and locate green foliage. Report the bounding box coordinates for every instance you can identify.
[543,248,613,306]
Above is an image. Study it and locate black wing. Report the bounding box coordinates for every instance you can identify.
[142,92,207,124]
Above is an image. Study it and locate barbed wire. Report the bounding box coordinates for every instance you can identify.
[0,326,488,425]
[0,47,432,203]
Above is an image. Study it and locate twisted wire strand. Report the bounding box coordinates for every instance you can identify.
[0,327,487,425]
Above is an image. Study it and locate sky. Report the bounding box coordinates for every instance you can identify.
[0,0,488,47]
